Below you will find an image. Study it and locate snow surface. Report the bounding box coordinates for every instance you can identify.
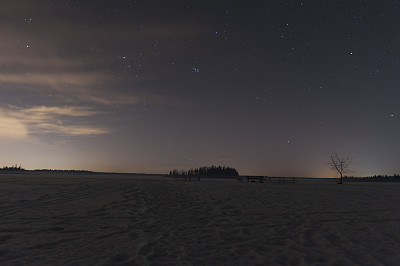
[0,174,399,265]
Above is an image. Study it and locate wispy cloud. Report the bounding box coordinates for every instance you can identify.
[0,68,187,108]
[0,7,194,109]
[0,72,106,87]
[1,106,110,137]
[0,2,193,141]
[23,123,110,136]
[18,106,100,117]
[0,116,28,139]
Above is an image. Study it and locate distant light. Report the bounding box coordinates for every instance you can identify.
[192,67,200,73]
[26,44,30,48]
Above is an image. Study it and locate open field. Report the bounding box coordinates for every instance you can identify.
[0,173,399,265]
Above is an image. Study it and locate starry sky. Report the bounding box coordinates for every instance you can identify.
[1,0,399,177]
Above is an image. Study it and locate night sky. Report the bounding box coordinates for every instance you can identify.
[1,1,399,177]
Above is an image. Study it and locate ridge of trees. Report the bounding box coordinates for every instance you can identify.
[344,174,400,182]
[169,165,239,178]
[0,165,93,174]
[0,165,25,172]
[33,169,94,173]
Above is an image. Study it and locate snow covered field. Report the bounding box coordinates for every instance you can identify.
[0,173,399,265]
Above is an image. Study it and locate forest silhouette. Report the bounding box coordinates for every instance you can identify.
[169,165,239,180]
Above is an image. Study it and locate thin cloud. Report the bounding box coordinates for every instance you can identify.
[0,2,193,141]
[85,93,190,107]
[11,105,100,118]
[0,14,192,109]
[0,70,187,108]
[0,72,112,88]
[0,116,28,139]
[1,106,110,137]
[25,123,110,136]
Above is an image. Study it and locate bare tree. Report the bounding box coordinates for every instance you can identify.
[329,152,352,184]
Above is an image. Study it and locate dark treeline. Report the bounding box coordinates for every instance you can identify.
[0,165,93,174]
[0,165,25,172]
[344,174,400,182]
[169,165,239,178]
[34,169,94,174]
